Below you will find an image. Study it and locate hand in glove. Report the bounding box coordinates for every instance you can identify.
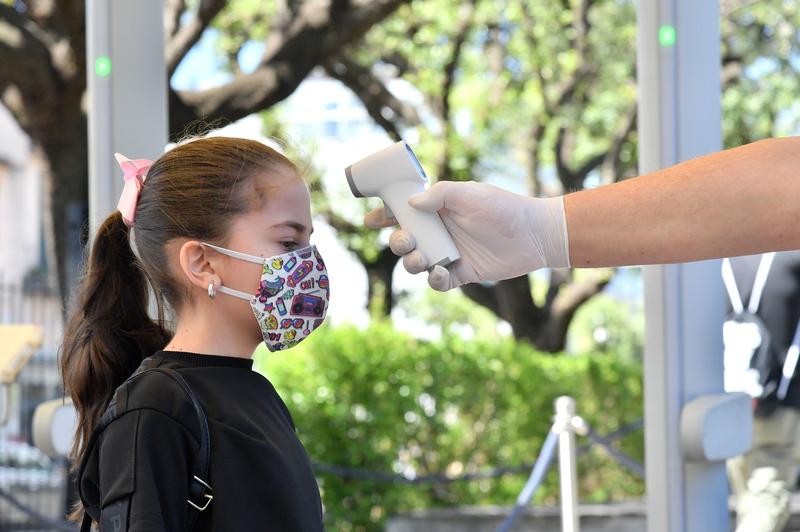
[365,181,571,291]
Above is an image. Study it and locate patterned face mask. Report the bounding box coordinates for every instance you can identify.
[202,242,330,352]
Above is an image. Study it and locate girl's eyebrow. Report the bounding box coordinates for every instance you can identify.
[273,221,314,235]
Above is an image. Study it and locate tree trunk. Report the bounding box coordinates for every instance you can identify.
[40,113,89,307]
[364,247,400,317]
[461,271,610,353]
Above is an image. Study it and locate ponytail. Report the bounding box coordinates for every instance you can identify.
[60,210,171,470]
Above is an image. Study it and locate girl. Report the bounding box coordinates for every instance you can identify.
[61,136,329,531]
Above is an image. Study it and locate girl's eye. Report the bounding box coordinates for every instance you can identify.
[282,241,298,250]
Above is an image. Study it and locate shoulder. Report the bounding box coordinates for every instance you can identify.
[109,367,204,442]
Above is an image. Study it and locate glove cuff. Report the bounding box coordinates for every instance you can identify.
[528,196,572,269]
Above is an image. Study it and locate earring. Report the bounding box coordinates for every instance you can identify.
[208,282,217,299]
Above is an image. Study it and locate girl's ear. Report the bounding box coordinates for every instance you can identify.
[178,241,221,292]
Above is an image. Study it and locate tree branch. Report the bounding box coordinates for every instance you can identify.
[0,4,60,135]
[166,0,228,76]
[552,272,612,323]
[600,104,638,185]
[544,268,572,311]
[722,54,745,88]
[164,0,187,39]
[537,271,612,351]
[168,0,410,138]
[440,0,477,124]
[521,0,596,196]
[323,56,419,142]
[436,0,478,180]
[460,283,502,319]
[555,126,605,191]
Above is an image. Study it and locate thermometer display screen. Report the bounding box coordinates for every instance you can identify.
[405,144,428,181]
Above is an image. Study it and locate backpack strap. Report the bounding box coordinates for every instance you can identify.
[79,356,212,531]
[722,253,776,315]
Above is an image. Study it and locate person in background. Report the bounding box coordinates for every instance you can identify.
[723,252,800,532]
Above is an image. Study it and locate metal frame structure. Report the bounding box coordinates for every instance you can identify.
[86,0,167,234]
[638,2,751,531]
[79,2,755,531]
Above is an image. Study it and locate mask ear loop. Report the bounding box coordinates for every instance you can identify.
[201,242,269,265]
[199,242,318,302]
[200,242,263,302]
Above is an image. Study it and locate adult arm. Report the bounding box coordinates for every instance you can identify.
[365,137,800,290]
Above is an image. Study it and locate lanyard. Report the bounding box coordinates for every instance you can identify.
[721,253,776,315]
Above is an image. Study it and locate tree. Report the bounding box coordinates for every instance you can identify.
[0,0,410,302]
[299,0,800,351]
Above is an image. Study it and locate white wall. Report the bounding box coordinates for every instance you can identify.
[0,105,43,287]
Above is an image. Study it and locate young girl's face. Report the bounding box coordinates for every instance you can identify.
[213,170,314,342]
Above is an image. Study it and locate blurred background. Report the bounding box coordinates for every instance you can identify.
[0,0,799,530]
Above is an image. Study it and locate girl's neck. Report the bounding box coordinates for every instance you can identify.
[163,308,260,360]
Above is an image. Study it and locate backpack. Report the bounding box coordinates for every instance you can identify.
[722,254,800,404]
[77,356,213,531]
[722,254,777,399]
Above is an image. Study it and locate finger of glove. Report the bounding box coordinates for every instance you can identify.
[388,229,417,256]
[365,207,398,229]
[428,264,457,292]
[403,250,428,274]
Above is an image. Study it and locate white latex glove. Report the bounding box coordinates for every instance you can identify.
[364,181,571,291]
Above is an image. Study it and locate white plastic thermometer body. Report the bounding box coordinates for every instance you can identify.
[345,141,461,269]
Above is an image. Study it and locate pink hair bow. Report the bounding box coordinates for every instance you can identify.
[114,153,153,227]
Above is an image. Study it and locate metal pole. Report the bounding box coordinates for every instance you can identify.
[555,396,580,532]
[637,2,738,531]
[86,0,168,237]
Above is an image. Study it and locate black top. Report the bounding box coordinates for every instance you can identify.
[89,350,324,531]
[727,252,800,408]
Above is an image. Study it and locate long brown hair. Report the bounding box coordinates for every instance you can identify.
[60,136,296,476]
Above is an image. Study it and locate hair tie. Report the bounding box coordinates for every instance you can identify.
[114,153,153,227]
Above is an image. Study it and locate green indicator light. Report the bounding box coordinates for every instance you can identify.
[658,25,677,47]
[95,56,112,77]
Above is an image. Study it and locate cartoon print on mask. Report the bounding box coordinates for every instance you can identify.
[287,261,314,288]
[318,275,329,297]
[291,293,325,317]
[264,315,278,330]
[281,318,305,329]
[202,241,329,352]
[283,256,298,272]
[276,298,288,316]
[257,277,285,302]
[314,248,325,271]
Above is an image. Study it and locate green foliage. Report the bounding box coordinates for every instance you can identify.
[396,283,508,341]
[211,0,281,71]
[355,0,640,190]
[255,323,644,531]
[721,1,800,146]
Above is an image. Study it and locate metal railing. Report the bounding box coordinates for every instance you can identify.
[0,278,69,532]
[309,396,644,532]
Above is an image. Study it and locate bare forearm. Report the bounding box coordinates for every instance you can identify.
[565,138,800,267]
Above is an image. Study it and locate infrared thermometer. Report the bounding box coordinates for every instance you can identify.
[345,141,461,269]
